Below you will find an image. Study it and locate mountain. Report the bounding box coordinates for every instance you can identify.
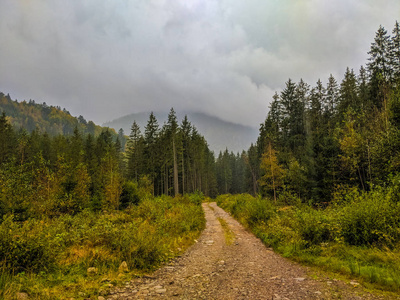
[0,92,116,137]
[103,111,259,154]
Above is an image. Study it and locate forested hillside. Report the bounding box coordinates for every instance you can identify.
[0,92,110,137]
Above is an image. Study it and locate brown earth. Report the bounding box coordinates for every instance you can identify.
[104,202,398,300]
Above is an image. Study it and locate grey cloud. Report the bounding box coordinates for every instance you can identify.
[0,0,399,128]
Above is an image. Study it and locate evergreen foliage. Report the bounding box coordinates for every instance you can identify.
[254,22,400,204]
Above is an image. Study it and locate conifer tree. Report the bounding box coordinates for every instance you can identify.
[280,79,297,146]
[391,21,400,80]
[0,113,16,164]
[357,66,370,111]
[325,74,339,118]
[118,128,126,151]
[166,108,180,196]
[368,25,393,82]
[127,121,143,182]
[244,143,259,196]
[180,115,192,194]
[338,68,359,115]
[144,112,159,195]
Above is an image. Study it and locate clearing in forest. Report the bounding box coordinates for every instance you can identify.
[106,202,394,299]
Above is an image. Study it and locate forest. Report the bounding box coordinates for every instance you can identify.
[219,22,400,204]
[0,22,400,297]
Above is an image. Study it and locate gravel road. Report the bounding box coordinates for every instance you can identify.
[104,202,395,299]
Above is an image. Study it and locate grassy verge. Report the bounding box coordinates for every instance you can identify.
[216,193,400,293]
[0,194,205,299]
[217,217,235,245]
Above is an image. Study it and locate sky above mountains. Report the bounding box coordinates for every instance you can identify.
[1,0,399,128]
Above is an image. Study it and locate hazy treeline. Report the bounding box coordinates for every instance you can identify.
[125,109,217,197]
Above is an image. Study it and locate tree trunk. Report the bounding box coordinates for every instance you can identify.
[182,153,185,194]
[269,141,277,204]
[173,139,179,196]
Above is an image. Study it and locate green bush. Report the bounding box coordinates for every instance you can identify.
[244,196,276,227]
[217,193,400,292]
[119,181,140,209]
[0,193,205,290]
[338,189,400,247]
[217,194,276,227]
[296,207,336,246]
[188,191,205,205]
[0,215,59,273]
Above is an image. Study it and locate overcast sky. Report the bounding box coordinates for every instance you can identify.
[1,0,399,128]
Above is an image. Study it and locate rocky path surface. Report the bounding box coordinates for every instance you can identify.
[104,202,393,299]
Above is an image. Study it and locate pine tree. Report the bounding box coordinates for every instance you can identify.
[0,113,16,164]
[357,66,370,111]
[338,68,359,115]
[310,80,324,128]
[144,112,159,195]
[324,74,339,118]
[118,128,126,151]
[69,127,83,168]
[391,21,400,80]
[258,93,282,155]
[180,115,192,194]
[126,121,144,182]
[244,143,259,195]
[306,80,325,200]
[368,25,393,82]
[216,149,233,194]
[280,79,297,145]
[166,108,180,196]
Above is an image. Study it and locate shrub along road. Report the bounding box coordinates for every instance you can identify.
[106,203,393,299]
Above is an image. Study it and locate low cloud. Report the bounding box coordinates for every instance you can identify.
[0,0,398,128]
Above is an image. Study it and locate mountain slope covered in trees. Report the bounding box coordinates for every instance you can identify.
[0,92,112,137]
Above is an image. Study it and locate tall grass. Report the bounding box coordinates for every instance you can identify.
[216,190,400,292]
[0,194,205,299]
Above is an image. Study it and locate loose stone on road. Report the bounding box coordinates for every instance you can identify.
[106,202,393,299]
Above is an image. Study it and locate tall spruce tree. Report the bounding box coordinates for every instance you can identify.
[338,68,359,115]
[166,108,180,196]
[391,21,400,80]
[368,25,393,82]
[127,121,144,182]
[324,74,339,119]
[180,115,192,194]
[144,112,159,195]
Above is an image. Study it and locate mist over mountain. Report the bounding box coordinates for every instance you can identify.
[103,111,259,154]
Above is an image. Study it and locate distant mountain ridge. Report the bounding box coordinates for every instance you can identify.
[103,111,259,154]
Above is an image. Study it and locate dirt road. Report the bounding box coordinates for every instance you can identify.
[106,202,391,299]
